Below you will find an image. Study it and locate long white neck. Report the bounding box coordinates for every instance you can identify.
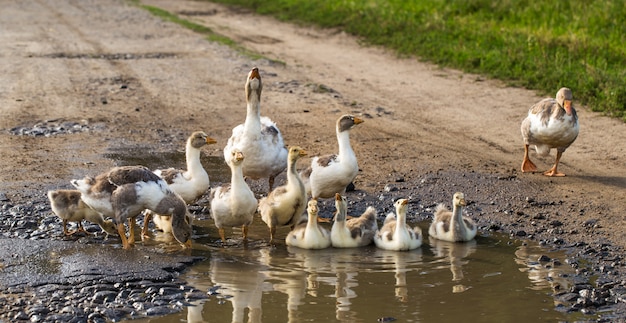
[306,211,318,231]
[395,208,406,232]
[451,203,466,239]
[244,91,262,134]
[185,141,205,178]
[337,130,355,162]
[335,205,347,226]
[286,156,304,191]
[230,163,246,192]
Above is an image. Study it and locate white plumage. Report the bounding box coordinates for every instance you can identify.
[428,192,477,242]
[330,193,378,248]
[374,199,422,251]
[286,199,331,249]
[223,67,288,192]
[210,150,258,243]
[300,115,363,202]
[259,146,308,243]
[521,87,579,176]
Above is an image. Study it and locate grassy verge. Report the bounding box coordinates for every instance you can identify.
[205,0,626,121]
[130,1,281,63]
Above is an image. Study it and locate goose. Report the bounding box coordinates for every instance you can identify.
[210,150,258,243]
[47,189,117,236]
[259,146,308,243]
[330,193,378,248]
[71,166,192,249]
[285,199,331,249]
[374,199,422,251]
[223,67,288,192]
[521,87,579,176]
[299,115,363,221]
[142,131,216,236]
[429,192,477,242]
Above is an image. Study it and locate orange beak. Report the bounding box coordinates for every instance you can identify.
[335,193,341,201]
[353,117,364,124]
[563,100,573,115]
[249,67,260,80]
[206,136,217,145]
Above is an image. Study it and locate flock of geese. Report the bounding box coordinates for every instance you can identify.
[47,67,579,252]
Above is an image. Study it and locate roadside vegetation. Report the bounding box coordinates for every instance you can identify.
[203,0,626,121]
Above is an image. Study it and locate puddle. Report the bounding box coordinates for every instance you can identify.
[123,217,593,323]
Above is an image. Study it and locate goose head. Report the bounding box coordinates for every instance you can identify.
[334,193,348,221]
[229,150,245,166]
[288,146,307,162]
[190,131,217,149]
[307,199,319,217]
[171,209,193,248]
[337,115,364,133]
[395,198,408,214]
[453,192,467,207]
[246,67,262,102]
[556,87,574,115]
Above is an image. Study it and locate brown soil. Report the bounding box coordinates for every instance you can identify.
[1,0,625,264]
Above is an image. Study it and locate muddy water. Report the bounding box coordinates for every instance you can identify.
[125,220,591,323]
[108,150,592,322]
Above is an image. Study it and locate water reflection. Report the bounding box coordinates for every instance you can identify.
[428,237,477,293]
[125,231,591,323]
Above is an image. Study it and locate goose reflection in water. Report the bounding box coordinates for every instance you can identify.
[373,248,423,302]
[186,251,268,323]
[429,237,477,293]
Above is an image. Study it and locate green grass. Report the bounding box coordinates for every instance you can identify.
[203,0,626,121]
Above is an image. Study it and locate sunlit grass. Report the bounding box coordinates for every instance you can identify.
[204,0,626,121]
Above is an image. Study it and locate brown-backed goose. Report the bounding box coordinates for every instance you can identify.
[521,87,579,176]
[143,131,216,236]
[330,193,378,248]
[47,189,117,236]
[71,166,192,249]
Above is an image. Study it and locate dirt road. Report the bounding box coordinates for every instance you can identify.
[2,0,625,243]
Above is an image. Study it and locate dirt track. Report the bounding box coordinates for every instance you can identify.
[1,0,626,318]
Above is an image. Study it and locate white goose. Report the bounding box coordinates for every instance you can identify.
[300,115,363,202]
[143,131,216,236]
[259,146,308,243]
[330,193,378,248]
[210,150,258,243]
[374,199,422,251]
[71,166,192,249]
[223,67,288,192]
[521,87,579,176]
[285,199,331,249]
[429,192,477,242]
[47,189,117,236]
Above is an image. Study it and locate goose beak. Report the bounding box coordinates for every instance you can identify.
[335,193,341,201]
[249,67,260,80]
[206,136,217,145]
[183,240,192,249]
[563,100,573,115]
[401,199,408,206]
[299,149,308,157]
[234,151,244,162]
[459,198,467,206]
[353,117,364,124]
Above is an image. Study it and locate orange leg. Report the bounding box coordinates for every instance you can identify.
[543,151,566,177]
[62,220,73,236]
[521,144,537,173]
[242,225,249,240]
[219,228,226,244]
[141,211,153,239]
[128,218,136,245]
[117,223,130,249]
